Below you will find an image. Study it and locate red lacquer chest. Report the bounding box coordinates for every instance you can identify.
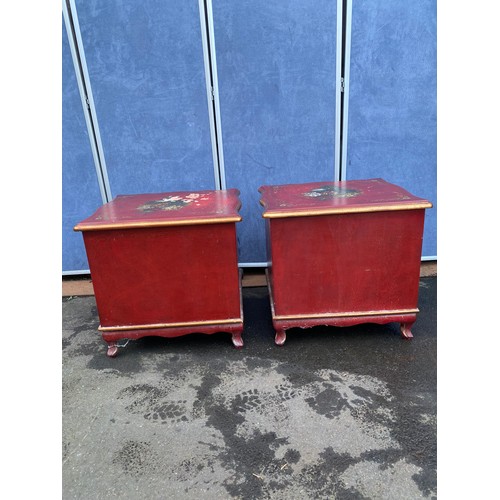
[74,189,244,357]
[258,178,432,345]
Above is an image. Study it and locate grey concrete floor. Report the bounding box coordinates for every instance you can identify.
[62,278,436,500]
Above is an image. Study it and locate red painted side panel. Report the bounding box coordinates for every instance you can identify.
[83,223,241,328]
[268,210,425,316]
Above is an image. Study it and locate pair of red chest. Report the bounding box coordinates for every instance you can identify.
[74,179,432,357]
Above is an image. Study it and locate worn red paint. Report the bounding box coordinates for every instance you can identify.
[259,178,432,345]
[75,189,243,357]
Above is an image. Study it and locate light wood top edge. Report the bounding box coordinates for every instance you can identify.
[74,215,242,232]
[261,202,432,218]
[74,188,242,232]
[273,308,420,321]
[99,318,244,331]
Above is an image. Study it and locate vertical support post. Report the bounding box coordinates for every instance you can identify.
[340,0,353,181]
[62,0,112,203]
[334,0,344,181]
[198,0,226,190]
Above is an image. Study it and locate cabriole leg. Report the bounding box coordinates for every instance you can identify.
[400,322,415,340]
[106,342,119,358]
[231,331,244,349]
[275,329,287,346]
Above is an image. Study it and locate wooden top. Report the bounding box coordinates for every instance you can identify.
[259,178,432,218]
[74,189,242,231]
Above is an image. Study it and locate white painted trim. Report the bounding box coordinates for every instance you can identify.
[238,262,268,268]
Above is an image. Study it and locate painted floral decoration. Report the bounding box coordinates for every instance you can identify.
[138,193,210,213]
[303,185,360,200]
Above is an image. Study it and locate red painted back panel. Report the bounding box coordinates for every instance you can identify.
[83,223,241,327]
[269,210,425,316]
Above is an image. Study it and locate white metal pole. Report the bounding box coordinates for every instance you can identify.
[204,0,227,190]
[334,0,344,181]
[63,0,112,202]
[340,0,353,181]
[198,0,226,190]
[198,0,222,190]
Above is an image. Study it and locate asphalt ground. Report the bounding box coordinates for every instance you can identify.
[62,277,436,499]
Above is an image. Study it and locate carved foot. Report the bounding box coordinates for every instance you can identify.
[232,332,244,349]
[275,330,287,346]
[106,343,119,358]
[400,322,415,340]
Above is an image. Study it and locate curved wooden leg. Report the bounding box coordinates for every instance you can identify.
[106,342,119,358]
[231,331,244,349]
[400,322,415,340]
[275,329,287,346]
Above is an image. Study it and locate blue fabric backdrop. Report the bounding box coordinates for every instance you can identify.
[346,0,437,257]
[62,18,103,272]
[63,1,437,270]
[73,0,215,196]
[213,0,338,262]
